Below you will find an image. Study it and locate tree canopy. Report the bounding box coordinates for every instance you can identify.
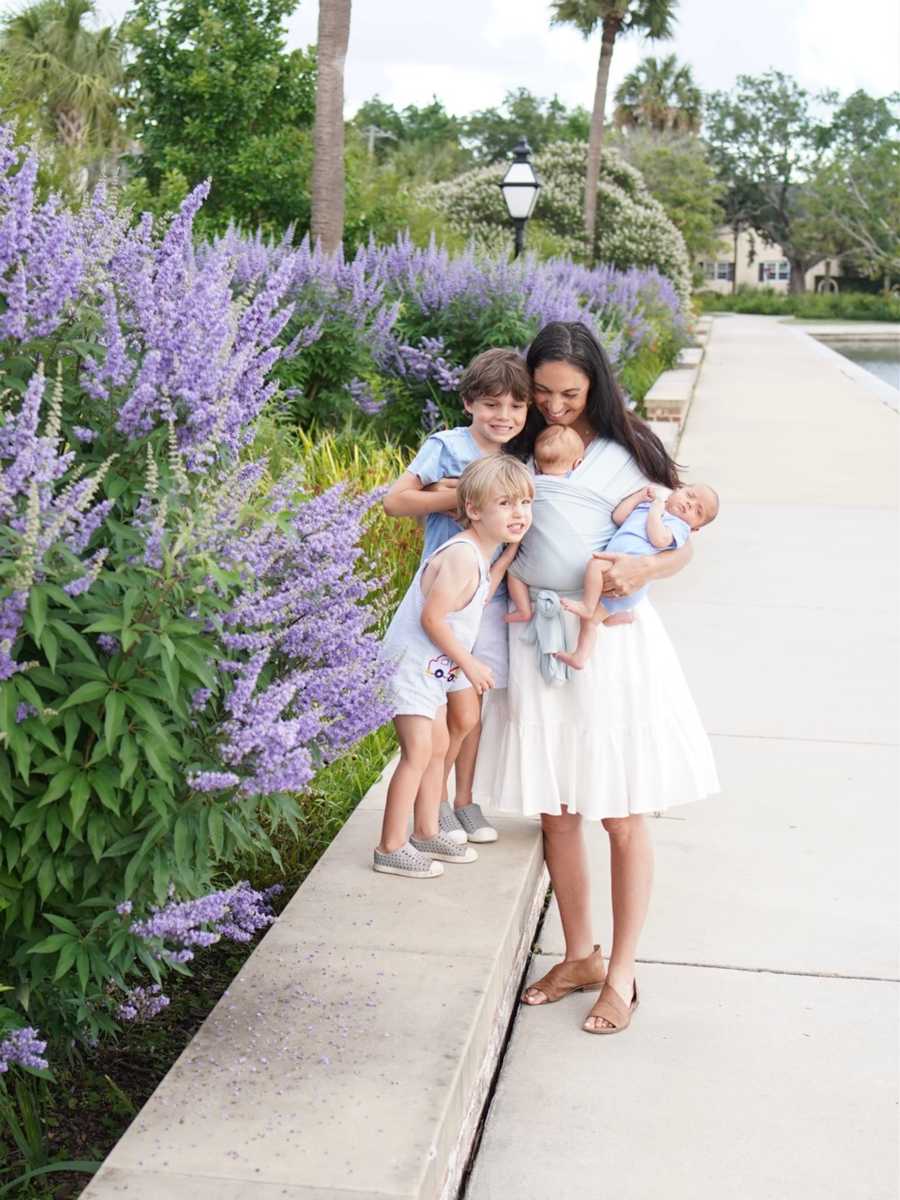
[126,0,316,234]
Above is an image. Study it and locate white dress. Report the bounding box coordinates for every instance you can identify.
[473,438,719,819]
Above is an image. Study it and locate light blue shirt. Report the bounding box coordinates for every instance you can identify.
[407,426,481,559]
[406,425,508,598]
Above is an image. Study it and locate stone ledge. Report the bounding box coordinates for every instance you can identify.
[82,755,547,1200]
[643,366,699,422]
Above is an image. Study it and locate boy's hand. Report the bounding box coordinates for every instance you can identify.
[641,485,657,502]
[462,657,495,695]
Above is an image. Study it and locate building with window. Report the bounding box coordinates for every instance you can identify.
[697,227,843,294]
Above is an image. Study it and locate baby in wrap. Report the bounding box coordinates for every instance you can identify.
[507,424,719,670]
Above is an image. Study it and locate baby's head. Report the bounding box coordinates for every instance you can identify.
[665,483,719,531]
[534,425,584,476]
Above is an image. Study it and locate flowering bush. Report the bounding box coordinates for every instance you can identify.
[218,230,687,443]
[418,141,693,305]
[0,126,390,1046]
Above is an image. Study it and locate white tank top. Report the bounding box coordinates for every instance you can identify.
[383,536,490,667]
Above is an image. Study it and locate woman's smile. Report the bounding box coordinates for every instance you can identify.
[532,361,593,440]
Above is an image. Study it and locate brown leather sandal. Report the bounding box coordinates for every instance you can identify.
[582,979,640,1034]
[520,945,605,1005]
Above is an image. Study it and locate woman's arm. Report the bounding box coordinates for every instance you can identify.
[383,472,459,518]
[593,540,693,597]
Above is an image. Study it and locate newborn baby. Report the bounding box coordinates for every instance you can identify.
[506,424,719,670]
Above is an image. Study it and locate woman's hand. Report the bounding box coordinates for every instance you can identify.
[592,552,651,597]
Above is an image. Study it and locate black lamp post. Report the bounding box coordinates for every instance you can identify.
[498,136,541,259]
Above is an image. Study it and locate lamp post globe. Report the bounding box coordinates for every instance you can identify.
[498,136,541,259]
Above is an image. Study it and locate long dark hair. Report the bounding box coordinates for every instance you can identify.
[507,321,680,489]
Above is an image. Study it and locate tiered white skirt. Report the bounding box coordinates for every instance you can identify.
[473,600,719,820]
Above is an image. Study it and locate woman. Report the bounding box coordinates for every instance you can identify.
[473,321,718,1034]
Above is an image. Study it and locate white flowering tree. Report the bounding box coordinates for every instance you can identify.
[418,141,692,304]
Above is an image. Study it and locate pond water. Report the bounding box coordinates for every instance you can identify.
[833,342,900,391]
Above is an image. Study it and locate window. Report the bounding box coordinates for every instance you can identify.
[758,260,791,283]
[715,261,734,281]
[701,261,715,280]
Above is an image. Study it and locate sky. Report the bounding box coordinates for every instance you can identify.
[8,0,899,118]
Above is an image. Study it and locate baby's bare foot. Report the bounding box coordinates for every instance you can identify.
[560,597,593,620]
[554,650,588,671]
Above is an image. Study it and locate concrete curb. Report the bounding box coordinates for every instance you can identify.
[82,754,547,1200]
[645,319,711,455]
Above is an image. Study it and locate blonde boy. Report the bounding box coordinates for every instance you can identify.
[376,457,534,878]
[383,349,531,844]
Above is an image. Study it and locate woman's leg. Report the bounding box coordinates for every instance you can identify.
[522,808,594,1004]
[584,814,654,1031]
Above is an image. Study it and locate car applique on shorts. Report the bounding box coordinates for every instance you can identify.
[425,654,459,682]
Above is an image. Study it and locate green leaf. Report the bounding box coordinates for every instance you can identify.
[208,807,224,857]
[59,681,109,711]
[69,773,91,829]
[38,765,79,807]
[119,734,139,787]
[104,691,125,751]
[142,738,174,786]
[37,856,56,901]
[45,807,63,851]
[29,932,73,954]
[29,589,48,642]
[63,711,80,760]
[53,939,80,981]
[124,693,177,751]
[161,655,182,708]
[172,640,217,688]
[76,947,90,992]
[174,814,192,872]
[87,814,107,863]
[51,620,99,665]
[42,628,59,673]
[83,616,123,634]
[55,858,75,895]
[92,768,120,814]
[45,914,80,936]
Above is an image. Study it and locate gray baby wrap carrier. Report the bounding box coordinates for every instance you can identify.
[510,476,605,686]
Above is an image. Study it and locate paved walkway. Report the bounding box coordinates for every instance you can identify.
[465,315,900,1200]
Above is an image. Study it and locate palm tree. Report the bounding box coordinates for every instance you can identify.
[550,0,678,255]
[614,54,701,133]
[311,0,352,255]
[0,0,125,154]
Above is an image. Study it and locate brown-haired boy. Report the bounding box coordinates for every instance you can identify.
[383,347,531,845]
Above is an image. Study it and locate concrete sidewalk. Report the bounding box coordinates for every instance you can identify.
[466,315,900,1200]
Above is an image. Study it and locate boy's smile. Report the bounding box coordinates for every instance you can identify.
[465,391,529,449]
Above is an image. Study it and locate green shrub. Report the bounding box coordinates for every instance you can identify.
[695,289,900,321]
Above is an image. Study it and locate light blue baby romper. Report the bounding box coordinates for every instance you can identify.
[602,501,691,614]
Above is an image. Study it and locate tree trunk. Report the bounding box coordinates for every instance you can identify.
[55,105,86,150]
[788,256,807,294]
[732,224,739,295]
[583,16,620,260]
[311,0,352,256]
